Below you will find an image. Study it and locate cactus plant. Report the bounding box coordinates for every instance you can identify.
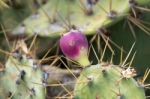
[0,40,45,99]
[11,0,150,37]
[0,0,150,98]
[59,29,148,99]
[74,63,146,99]
[0,0,37,33]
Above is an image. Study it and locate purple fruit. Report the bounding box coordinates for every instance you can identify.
[59,30,90,67]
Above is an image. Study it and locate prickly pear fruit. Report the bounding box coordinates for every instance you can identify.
[59,30,90,67]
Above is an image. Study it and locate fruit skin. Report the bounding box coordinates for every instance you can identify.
[74,63,146,99]
[59,30,90,67]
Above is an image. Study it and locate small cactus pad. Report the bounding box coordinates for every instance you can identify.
[0,55,45,98]
[74,63,145,99]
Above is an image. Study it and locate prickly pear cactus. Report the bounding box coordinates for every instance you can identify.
[11,0,150,37]
[74,63,145,99]
[12,0,149,37]
[0,41,45,99]
[0,0,36,32]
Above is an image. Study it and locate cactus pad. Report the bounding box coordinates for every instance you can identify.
[0,42,45,99]
[12,0,150,37]
[12,0,130,37]
[74,63,145,99]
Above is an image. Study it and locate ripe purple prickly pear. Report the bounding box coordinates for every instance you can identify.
[59,30,90,67]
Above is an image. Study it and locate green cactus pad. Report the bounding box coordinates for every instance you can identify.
[74,63,145,99]
[12,0,129,37]
[12,0,150,37]
[0,0,36,32]
[0,55,45,99]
